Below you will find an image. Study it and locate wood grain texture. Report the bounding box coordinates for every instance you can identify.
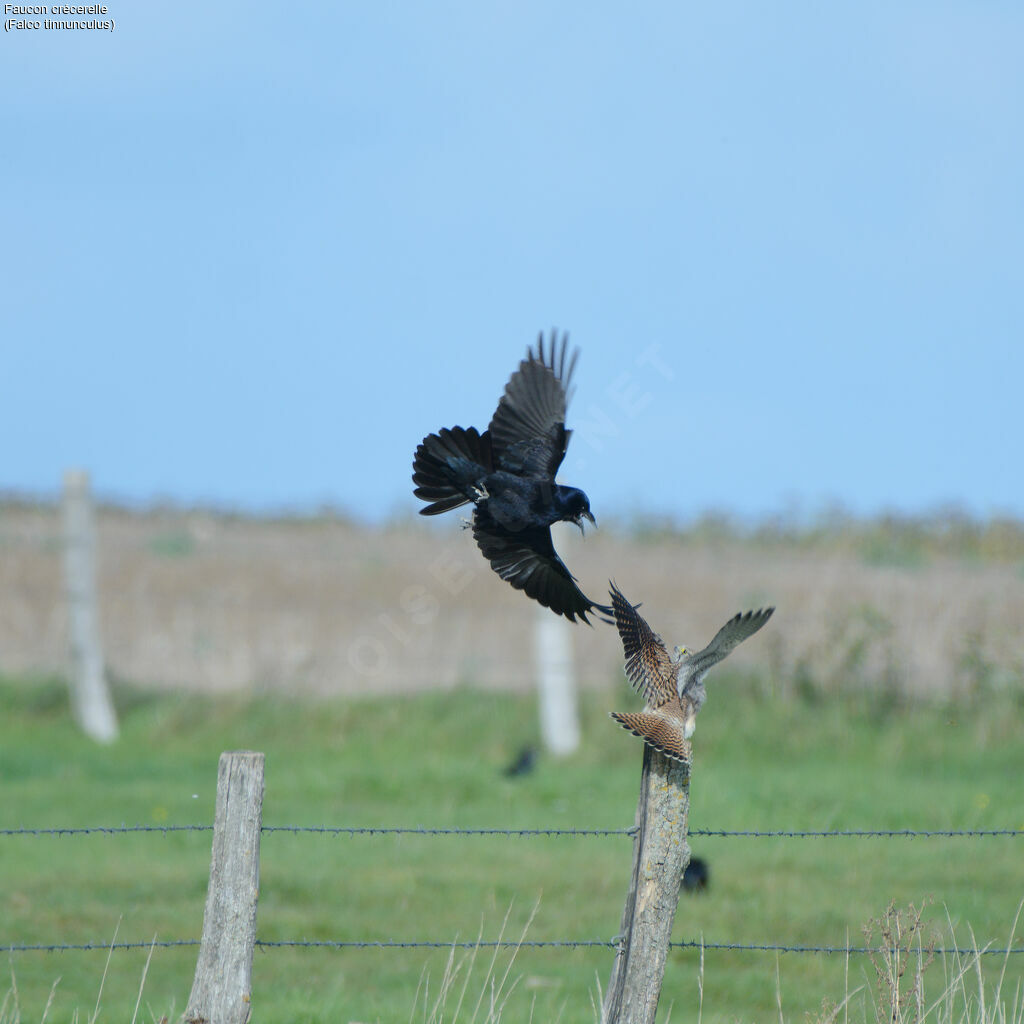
[186,751,265,1024]
[602,746,690,1024]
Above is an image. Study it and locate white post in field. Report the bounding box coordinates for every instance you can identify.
[534,604,580,756]
[62,469,118,743]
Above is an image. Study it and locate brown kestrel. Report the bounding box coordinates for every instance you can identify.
[608,582,774,762]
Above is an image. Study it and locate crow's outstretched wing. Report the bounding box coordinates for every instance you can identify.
[488,331,577,478]
[679,608,775,687]
[473,506,610,624]
[609,582,678,707]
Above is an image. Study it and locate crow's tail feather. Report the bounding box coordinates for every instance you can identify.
[412,426,493,515]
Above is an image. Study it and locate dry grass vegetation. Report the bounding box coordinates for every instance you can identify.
[1,500,1022,701]
[808,899,1024,1024]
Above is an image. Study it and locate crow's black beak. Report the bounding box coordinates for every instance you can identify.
[577,509,596,534]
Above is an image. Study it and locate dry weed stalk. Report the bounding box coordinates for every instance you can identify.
[863,899,938,1024]
[409,898,538,1024]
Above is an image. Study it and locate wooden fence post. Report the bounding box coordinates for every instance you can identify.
[186,751,265,1024]
[61,468,118,743]
[602,746,691,1024]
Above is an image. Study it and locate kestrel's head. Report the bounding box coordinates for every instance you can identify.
[672,644,690,662]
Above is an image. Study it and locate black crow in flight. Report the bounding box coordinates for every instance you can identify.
[412,332,611,624]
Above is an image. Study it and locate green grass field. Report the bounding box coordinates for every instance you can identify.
[2,672,1023,1023]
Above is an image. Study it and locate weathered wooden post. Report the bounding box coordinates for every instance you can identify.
[186,751,265,1024]
[61,468,118,743]
[534,605,581,755]
[602,746,691,1024]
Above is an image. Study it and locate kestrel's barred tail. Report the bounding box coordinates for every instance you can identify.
[608,711,692,763]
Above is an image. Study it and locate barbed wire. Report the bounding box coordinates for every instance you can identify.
[260,939,1024,955]
[5,940,200,952]
[689,828,1024,838]
[0,825,212,836]
[254,939,1024,955]
[265,826,1024,838]
[262,825,635,836]
[2,824,1021,838]
[5,938,1023,956]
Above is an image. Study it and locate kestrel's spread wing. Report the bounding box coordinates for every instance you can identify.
[678,607,775,693]
[488,332,576,478]
[610,592,775,762]
[609,582,678,707]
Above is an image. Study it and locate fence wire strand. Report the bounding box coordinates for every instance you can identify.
[264,825,636,836]
[5,938,1023,956]
[5,822,1022,959]
[0,825,212,836]
[2,825,1022,838]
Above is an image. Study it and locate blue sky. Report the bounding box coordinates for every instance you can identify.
[3,2,1022,524]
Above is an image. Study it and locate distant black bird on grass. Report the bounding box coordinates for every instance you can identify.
[682,855,710,893]
[502,745,538,778]
[412,332,611,624]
